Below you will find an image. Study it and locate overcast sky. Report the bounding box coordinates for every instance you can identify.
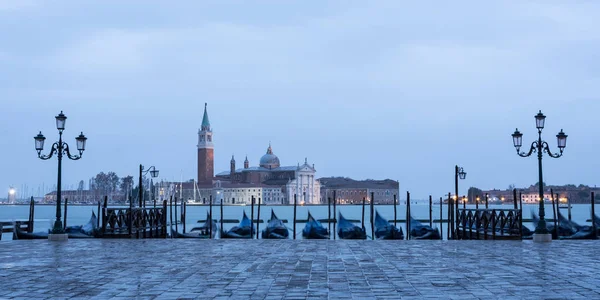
[2,1,600,200]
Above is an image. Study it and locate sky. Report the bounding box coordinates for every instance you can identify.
[1,1,600,200]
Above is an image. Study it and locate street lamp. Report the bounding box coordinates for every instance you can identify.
[453,165,466,239]
[511,110,567,241]
[34,111,87,234]
[139,164,159,207]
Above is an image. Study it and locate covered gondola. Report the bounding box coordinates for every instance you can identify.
[221,211,254,239]
[302,211,329,239]
[337,212,366,240]
[261,210,289,239]
[14,211,98,240]
[409,216,440,240]
[172,212,217,239]
[531,211,577,238]
[374,211,403,240]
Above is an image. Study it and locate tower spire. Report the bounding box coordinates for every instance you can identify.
[201,102,211,131]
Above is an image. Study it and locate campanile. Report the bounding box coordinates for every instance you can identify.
[197,103,214,184]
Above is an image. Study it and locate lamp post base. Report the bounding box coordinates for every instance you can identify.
[532,233,552,243]
[48,233,69,241]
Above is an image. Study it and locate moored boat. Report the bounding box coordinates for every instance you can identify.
[14,211,98,240]
[261,210,289,239]
[302,211,329,239]
[221,211,254,239]
[409,216,440,240]
[374,211,403,240]
[337,212,366,240]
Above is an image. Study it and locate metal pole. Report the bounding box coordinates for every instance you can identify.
[52,132,64,233]
[534,132,549,234]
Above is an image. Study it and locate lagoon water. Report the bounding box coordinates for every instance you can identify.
[0,203,595,240]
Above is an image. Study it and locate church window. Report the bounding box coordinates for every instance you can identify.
[208,135,212,142]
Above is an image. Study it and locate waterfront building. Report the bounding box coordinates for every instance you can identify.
[319,177,399,205]
[159,103,321,205]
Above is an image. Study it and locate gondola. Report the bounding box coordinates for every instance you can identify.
[531,211,577,238]
[221,211,254,239]
[556,211,597,240]
[337,212,366,240]
[302,211,329,239]
[374,211,403,240]
[13,211,99,240]
[261,210,289,239]
[409,216,441,240]
[172,212,217,239]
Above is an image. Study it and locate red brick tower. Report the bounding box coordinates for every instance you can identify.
[197,103,214,184]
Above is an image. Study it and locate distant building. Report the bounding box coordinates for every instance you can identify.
[480,184,600,205]
[44,190,126,203]
[162,103,321,205]
[319,177,399,205]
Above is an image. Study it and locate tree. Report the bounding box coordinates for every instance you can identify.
[120,175,134,200]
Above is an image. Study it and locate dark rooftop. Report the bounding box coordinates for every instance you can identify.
[318,177,398,189]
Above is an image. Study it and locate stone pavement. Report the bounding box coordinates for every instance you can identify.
[0,240,599,299]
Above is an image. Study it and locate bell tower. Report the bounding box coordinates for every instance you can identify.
[197,103,214,184]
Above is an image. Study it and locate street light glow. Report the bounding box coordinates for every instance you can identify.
[8,188,15,195]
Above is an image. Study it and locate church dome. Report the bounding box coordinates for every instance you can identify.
[259,144,280,169]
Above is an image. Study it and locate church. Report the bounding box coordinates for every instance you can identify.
[159,103,320,205]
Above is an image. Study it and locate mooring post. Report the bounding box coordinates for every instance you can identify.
[447,192,452,240]
[220,197,224,238]
[394,194,398,228]
[370,192,375,240]
[429,195,433,228]
[406,191,411,240]
[63,198,68,230]
[29,197,35,233]
[97,201,101,228]
[169,196,173,239]
[591,192,596,236]
[485,193,489,209]
[513,189,518,210]
[162,200,168,238]
[333,190,337,240]
[154,199,156,209]
[566,193,571,221]
[129,196,134,237]
[250,195,255,239]
[256,197,261,239]
[465,195,468,209]
[327,196,331,234]
[182,202,186,234]
[293,194,297,240]
[174,197,178,234]
[551,189,557,238]
[361,197,366,229]
[209,195,213,239]
[439,197,443,239]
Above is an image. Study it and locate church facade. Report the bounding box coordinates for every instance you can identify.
[157,103,320,205]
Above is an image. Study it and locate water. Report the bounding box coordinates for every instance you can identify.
[0,204,595,240]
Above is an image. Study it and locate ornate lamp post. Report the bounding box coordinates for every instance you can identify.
[34,111,87,234]
[511,110,567,242]
[139,165,159,207]
[453,165,466,239]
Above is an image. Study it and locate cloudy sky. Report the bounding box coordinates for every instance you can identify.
[2,1,600,200]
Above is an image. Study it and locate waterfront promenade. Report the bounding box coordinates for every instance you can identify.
[0,240,598,299]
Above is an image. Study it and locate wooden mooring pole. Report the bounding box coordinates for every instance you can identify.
[169,196,173,239]
[182,202,186,234]
[447,192,452,240]
[327,196,331,234]
[256,197,261,239]
[429,195,433,228]
[97,201,101,228]
[406,191,411,240]
[293,194,297,240]
[394,194,398,228]
[485,193,489,209]
[439,197,443,239]
[592,192,596,236]
[209,195,213,239]
[333,190,337,240]
[174,197,178,234]
[551,189,557,238]
[63,198,68,230]
[220,197,224,238]
[513,189,518,210]
[370,192,375,240]
[29,197,35,233]
[250,195,255,239]
[361,197,366,229]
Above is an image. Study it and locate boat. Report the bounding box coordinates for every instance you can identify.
[302,211,329,239]
[221,211,254,239]
[337,212,366,240]
[261,210,289,239]
[531,211,577,238]
[409,216,440,240]
[374,211,403,240]
[13,211,98,240]
[172,212,217,239]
